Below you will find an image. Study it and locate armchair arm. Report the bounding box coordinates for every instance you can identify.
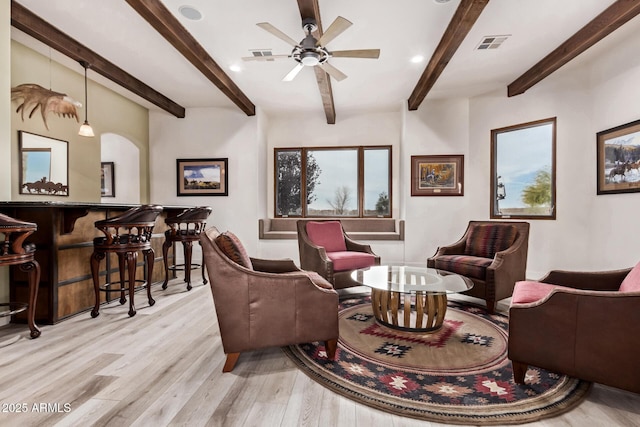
[249,257,300,274]
[344,236,380,263]
[297,225,335,282]
[540,268,630,291]
[485,237,528,302]
[430,238,467,257]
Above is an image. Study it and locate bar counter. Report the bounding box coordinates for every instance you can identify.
[0,202,192,324]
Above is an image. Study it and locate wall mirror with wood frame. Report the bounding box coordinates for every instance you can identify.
[490,117,556,220]
[19,131,69,196]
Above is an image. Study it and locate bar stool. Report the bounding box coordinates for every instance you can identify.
[90,205,163,318]
[0,213,41,338]
[162,206,212,291]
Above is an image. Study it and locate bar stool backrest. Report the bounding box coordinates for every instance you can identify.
[165,206,212,236]
[94,205,163,246]
[0,213,37,257]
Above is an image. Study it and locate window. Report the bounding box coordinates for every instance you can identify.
[490,117,556,219]
[275,146,391,217]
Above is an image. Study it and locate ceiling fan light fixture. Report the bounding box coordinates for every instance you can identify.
[300,52,320,66]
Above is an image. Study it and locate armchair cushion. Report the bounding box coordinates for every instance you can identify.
[464,224,517,259]
[431,255,492,280]
[215,231,253,269]
[511,280,572,304]
[619,261,640,292]
[327,251,377,272]
[306,221,347,252]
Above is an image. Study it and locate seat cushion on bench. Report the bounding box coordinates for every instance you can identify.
[327,251,377,272]
[432,255,492,280]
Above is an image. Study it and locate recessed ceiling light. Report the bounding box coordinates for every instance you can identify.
[179,5,203,21]
[410,55,425,63]
[433,0,451,3]
[229,64,242,72]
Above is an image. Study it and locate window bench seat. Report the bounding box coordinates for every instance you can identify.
[259,218,404,241]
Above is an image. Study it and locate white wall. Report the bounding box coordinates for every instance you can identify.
[101,133,140,204]
[146,23,640,280]
[402,98,471,264]
[261,111,404,263]
[468,36,640,277]
[149,107,261,254]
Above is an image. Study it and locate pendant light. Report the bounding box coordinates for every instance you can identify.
[78,61,94,137]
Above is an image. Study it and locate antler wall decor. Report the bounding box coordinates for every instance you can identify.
[11,83,81,130]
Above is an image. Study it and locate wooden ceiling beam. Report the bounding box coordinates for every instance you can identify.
[126,0,255,116]
[297,0,336,124]
[508,0,640,97]
[11,0,185,118]
[408,0,489,111]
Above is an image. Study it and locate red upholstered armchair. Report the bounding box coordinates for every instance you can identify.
[508,263,640,394]
[297,220,380,289]
[427,221,529,313]
[200,227,339,372]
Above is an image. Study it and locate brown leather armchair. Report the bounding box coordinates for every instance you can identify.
[200,227,339,372]
[508,265,640,393]
[297,219,380,289]
[427,221,529,313]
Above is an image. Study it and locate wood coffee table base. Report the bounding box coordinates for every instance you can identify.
[370,288,447,332]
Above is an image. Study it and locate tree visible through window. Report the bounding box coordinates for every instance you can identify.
[490,118,556,219]
[275,146,391,217]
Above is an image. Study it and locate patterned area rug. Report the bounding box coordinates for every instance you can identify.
[283,295,591,425]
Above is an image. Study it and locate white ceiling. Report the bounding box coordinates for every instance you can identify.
[11,0,639,120]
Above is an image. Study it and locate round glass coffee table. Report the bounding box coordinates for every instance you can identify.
[351,265,473,332]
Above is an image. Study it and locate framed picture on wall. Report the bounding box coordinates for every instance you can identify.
[177,158,228,196]
[596,119,640,195]
[410,154,464,196]
[19,131,69,196]
[101,162,115,197]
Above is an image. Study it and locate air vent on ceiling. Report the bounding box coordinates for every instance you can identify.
[476,35,510,50]
[251,50,275,61]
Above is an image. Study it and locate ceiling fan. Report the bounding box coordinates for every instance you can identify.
[242,16,380,82]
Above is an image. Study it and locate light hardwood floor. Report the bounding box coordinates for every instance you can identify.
[1,274,639,427]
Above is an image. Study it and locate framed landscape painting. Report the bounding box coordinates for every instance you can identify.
[177,158,228,196]
[596,119,640,195]
[411,155,464,196]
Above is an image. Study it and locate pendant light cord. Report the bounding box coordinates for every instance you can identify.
[83,62,89,122]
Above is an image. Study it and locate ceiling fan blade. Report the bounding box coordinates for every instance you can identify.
[283,63,305,82]
[242,54,291,61]
[331,49,380,59]
[256,22,299,47]
[319,62,347,82]
[317,16,352,47]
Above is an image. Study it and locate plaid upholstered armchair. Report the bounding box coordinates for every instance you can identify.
[427,221,530,313]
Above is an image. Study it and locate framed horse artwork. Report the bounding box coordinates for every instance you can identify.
[18,131,69,197]
[597,119,640,195]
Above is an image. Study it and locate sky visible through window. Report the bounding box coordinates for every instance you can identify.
[308,149,357,211]
[496,123,553,209]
